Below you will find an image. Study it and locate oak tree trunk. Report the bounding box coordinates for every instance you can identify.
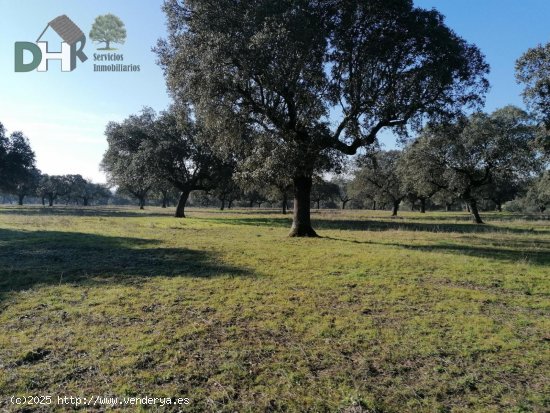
[289,176,317,237]
[18,194,24,206]
[420,198,426,213]
[282,192,287,215]
[391,200,400,216]
[468,199,484,224]
[175,191,190,218]
[220,199,225,211]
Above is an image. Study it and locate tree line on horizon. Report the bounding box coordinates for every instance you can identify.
[0,129,111,207]
[2,105,549,225]
[1,0,549,233]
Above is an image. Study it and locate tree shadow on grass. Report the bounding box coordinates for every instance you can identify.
[0,228,250,302]
[0,206,299,218]
[0,206,171,218]
[323,236,550,266]
[404,242,550,266]
[206,216,543,235]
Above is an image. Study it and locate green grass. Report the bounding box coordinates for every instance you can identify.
[0,206,548,412]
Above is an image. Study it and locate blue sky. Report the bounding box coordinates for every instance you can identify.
[0,0,549,182]
[0,0,170,182]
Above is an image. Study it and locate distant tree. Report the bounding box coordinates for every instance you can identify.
[516,43,550,127]
[516,43,550,156]
[106,191,133,206]
[148,109,229,218]
[526,172,550,213]
[70,177,111,206]
[0,130,38,204]
[89,14,127,50]
[236,140,294,214]
[36,174,49,206]
[212,172,241,211]
[15,168,40,205]
[332,177,352,210]
[37,175,66,206]
[409,106,539,223]
[103,108,227,217]
[58,174,85,205]
[265,184,292,214]
[349,170,379,210]
[243,188,269,209]
[89,183,111,206]
[432,189,458,212]
[310,176,339,210]
[5,131,36,182]
[0,123,7,185]
[151,179,179,208]
[157,0,489,236]
[398,143,444,213]
[101,110,157,209]
[265,177,293,214]
[482,173,527,212]
[357,151,407,216]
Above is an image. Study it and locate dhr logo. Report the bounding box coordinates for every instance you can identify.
[15,15,88,72]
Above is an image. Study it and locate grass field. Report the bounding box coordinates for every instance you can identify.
[0,206,548,412]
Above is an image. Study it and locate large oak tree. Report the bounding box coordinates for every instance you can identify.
[156,0,489,236]
[102,108,227,217]
[150,109,228,218]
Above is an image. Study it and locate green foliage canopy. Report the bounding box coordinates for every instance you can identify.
[401,106,539,222]
[156,0,489,235]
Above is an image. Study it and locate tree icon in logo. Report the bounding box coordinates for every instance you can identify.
[89,14,126,50]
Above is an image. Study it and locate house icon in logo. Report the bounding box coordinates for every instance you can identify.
[15,15,88,72]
